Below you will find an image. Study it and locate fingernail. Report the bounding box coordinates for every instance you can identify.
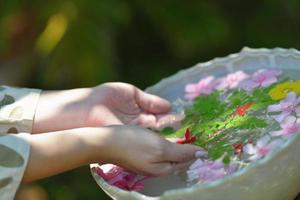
[195,150,208,158]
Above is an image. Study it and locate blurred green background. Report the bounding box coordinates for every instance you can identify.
[1,0,300,199]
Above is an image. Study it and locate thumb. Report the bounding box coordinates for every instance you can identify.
[163,142,201,163]
[135,89,171,114]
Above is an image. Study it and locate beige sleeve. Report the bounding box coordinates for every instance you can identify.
[0,86,41,200]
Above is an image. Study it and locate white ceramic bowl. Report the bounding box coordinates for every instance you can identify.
[91,47,300,200]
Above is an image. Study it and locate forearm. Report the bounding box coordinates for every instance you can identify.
[32,88,91,133]
[23,127,111,182]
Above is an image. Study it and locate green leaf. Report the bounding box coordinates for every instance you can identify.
[160,127,175,136]
[230,116,268,129]
[191,92,226,121]
[208,141,233,160]
[229,90,249,106]
[161,84,275,164]
[252,88,273,103]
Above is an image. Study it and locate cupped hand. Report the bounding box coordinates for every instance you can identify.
[85,82,182,129]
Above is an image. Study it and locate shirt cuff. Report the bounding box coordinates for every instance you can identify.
[0,86,41,134]
[0,133,31,200]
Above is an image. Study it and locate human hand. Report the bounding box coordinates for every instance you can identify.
[33,82,182,133]
[24,125,200,182]
[85,82,182,129]
[87,125,200,176]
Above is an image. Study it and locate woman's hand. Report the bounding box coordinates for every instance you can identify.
[88,125,200,176]
[24,125,200,182]
[33,83,181,133]
[85,83,181,128]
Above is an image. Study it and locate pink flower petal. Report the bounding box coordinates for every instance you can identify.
[214,78,227,91]
[202,168,226,182]
[199,76,215,86]
[261,76,278,87]
[131,181,145,191]
[226,164,238,174]
[185,76,217,99]
[184,93,199,101]
[242,80,260,91]
[235,71,250,80]
[96,165,124,181]
[95,167,107,179]
[185,84,199,93]
[113,180,130,190]
[243,69,282,90]
[215,71,250,91]
[210,160,224,170]
[124,174,136,183]
[266,69,282,77]
[108,174,126,185]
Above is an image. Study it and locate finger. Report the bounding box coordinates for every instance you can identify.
[136,89,171,114]
[130,113,157,128]
[131,113,184,130]
[137,161,192,177]
[173,161,194,171]
[147,162,175,176]
[163,142,201,163]
[156,113,184,130]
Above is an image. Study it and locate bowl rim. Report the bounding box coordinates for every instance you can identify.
[90,47,300,199]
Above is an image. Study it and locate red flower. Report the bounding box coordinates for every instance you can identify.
[176,128,197,144]
[232,143,243,155]
[235,102,253,117]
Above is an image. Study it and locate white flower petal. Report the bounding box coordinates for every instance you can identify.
[267,104,282,113]
[283,92,297,104]
[295,106,300,116]
[249,154,261,161]
[257,135,271,147]
[296,118,300,125]
[282,116,297,126]
[189,159,204,170]
[243,144,256,155]
[270,130,284,137]
[273,111,291,123]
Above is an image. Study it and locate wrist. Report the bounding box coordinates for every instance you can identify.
[24,128,94,181]
[33,88,92,133]
[78,127,116,164]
